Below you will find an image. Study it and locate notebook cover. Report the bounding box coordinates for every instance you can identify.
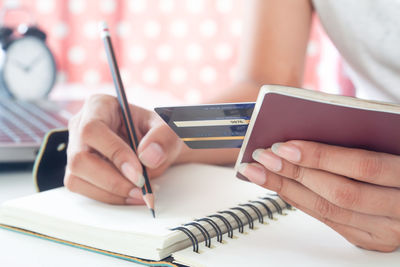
[237,91,400,179]
[0,224,178,267]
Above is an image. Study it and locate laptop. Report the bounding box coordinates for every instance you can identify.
[0,97,76,163]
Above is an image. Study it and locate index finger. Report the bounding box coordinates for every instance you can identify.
[79,119,145,188]
[271,140,400,187]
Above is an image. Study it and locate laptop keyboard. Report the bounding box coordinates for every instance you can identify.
[0,99,67,144]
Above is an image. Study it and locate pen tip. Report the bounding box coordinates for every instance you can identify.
[151,209,155,218]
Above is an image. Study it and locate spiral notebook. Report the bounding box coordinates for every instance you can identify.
[0,164,289,266]
[1,163,400,266]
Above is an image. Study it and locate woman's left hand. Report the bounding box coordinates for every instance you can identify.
[238,140,400,252]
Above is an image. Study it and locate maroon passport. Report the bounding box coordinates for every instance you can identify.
[235,85,400,177]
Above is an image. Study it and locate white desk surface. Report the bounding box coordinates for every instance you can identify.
[0,165,144,267]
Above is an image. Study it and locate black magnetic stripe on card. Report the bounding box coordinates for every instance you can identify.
[155,104,255,122]
[172,125,249,138]
[182,136,245,141]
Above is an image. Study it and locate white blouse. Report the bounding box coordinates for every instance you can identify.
[312,0,400,103]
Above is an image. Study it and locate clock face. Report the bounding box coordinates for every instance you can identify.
[2,36,56,100]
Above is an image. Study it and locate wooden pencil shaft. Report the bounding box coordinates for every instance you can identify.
[102,32,153,194]
[102,37,137,148]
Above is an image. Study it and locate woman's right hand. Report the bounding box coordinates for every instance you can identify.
[64,94,185,205]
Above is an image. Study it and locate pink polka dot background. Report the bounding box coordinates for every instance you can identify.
[1,0,353,102]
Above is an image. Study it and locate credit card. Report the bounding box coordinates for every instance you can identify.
[155,103,255,148]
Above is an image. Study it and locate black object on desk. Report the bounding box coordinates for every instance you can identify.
[33,129,68,192]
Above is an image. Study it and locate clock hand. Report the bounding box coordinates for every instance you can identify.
[11,59,30,72]
[25,52,45,72]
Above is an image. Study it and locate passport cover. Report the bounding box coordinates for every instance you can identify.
[236,85,400,178]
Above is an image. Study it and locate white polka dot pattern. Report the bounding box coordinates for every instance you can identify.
[83,69,101,85]
[185,43,203,61]
[144,20,161,38]
[52,22,69,39]
[129,0,147,13]
[68,46,86,64]
[100,0,116,14]
[170,67,187,84]
[156,44,173,61]
[69,0,86,14]
[36,0,55,14]
[159,0,175,13]
[129,45,146,63]
[20,0,332,101]
[142,67,159,84]
[200,19,218,37]
[83,21,98,39]
[170,20,188,38]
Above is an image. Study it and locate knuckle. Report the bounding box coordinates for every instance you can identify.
[67,151,88,174]
[87,94,101,102]
[87,94,104,104]
[387,220,400,245]
[275,177,286,196]
[106,178,124,196]
[64,174,77,192]
[291,165,305,183]
[88,94,117,107]
[80,120,98,141]
[357,156,384,180]
[394,205,400,220]
[331,184,360,209]
[109,143,130,167]
[314,196,339,218]
[312,145,329,170]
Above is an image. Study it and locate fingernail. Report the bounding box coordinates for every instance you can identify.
[139,143,165,168]
[252,149,282,172]
[237,163,266,185]
[121,162,145,187]
[126,188,145,205]
[271,142,301,162]
[128,187,143,199]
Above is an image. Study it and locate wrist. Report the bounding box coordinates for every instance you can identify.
[174,145,239,166]
[174,143,195,165]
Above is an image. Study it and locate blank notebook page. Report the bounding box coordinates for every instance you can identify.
[173,210,400,267]
[0,163,269,260]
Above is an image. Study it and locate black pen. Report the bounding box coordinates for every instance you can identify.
[99,22,155,218]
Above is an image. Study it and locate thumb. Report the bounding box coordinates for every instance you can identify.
[137,122,183,170]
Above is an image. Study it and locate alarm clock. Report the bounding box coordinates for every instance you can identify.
[0,7,56,100]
